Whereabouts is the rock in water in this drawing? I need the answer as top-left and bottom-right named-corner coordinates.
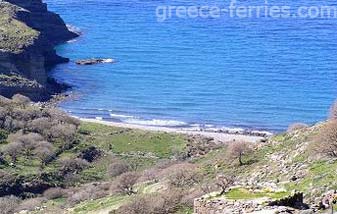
top-left (76, 58), bottom-right (116, 65)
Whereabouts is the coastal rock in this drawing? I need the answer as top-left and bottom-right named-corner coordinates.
top-left (0, 0), bottom-right (79, 101)
top-left (76, 58), bottom-right (116, 65)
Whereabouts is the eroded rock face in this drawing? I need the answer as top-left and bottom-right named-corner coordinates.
top-left (0, 0), bottom-right (78, 101)
top-left (5, 0), bottom-right (78, 44)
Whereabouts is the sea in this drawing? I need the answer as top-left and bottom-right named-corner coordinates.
top-left (46, 0), bottom-right (337, 132)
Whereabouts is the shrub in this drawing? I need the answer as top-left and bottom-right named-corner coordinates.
top-left (43, 187), bottom-right (66, 200)
top-left (140, 168), bottom-right (159, 183)
top-left (168, 163), bottom-right (200, 188)
top-left (34, 141), bottom-right (55, 166)
top-left (316, 120), bottom-right (337, 158)
top-left (8, 132), bottom-right (44, 156)
top-left (45, 108), bottom-right (80, 127)
top-left (28, 117), bottom-right (52, 136)
top-left (11, 94), bottom-right (31, 107)
top-left (116, 172), bottom-right (140, 195)
top-left (0, 129), bottom-right (8, 142)
top-left (67, 183), bottom-right (109, 205)
top-left (108, 160), bottom-right (130, 177)
top-left (78, 146), bottom-right (102, 162)
top-left (50, 123), bottom-right (77, 143)
top-left (60, 158), bottom-right (89, 176)
top-left (116, 191), bottom-right (183, 214)
top-left (2, 141), bottom-right (23, 163)
top-left (17, 197), bottom-right (45, 212)
top-left (116, 194), bottom-right (151, 214)
top-left (227, 141), bottom-right (253, 166)
top-left (287, 123), bottom-right (308, 132)
top-left (0, 195), bottom-right (20, 214)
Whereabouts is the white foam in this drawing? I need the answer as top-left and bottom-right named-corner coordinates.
top-left (66, 24), bottom-right (81, 35)
top-left (67, 39), bottom-right (77, 43)
top-left (95, 117), bottom-right (103, 120)
top-left (110, 113), bottom-right (134, 119)
top-left (125, 118), bottom-right (187, 127)
top-left (102, 58), bottom-right (115, 63)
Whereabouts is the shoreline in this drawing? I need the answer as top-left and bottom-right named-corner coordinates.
top-left (79, 118), bottom-right (269, 143)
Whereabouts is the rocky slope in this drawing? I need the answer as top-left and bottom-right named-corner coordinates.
top-left (0, 0), bottom-right (78, 101)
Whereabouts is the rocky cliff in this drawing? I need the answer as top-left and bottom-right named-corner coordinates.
top-left (0, 0), bottom-right (78, 101)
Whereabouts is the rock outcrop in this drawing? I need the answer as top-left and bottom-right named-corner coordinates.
top-left (0, 0), bottom-right (78, 101)
top-left (76, 58), bottom-right (116, 65)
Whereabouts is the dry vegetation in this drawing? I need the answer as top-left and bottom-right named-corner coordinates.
top-left (227, 141), bottom-right (253, 166)
top-left (316, 119), bottom-right (337, 158)
top-left (0, 95), bottom-right (337, 214)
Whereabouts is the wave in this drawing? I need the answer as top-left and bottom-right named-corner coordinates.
top-left (64, 107), bottom-right (273, 136)
top-left (124, 118), bottom-right (188, 127)
top-left (110, 113), bottom-right (134, 119)
top-left (102, 58), bottom-right (115, 63)
top-left (66, 24), bottom-right (81, 35)
top-left (67, 39), bottom-right (78, 43)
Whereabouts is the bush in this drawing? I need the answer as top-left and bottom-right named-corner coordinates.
top-left (78, 146), bottom-right (102, 162)
top-left (168, 163), bottom-right (200, 188)
top-left (67, 183), bottom-right (109, 205)
top-left (17, 197), bottom-right (45, 212)
top-left (316, 120), bottom-right (337, 158)
top-left (0, 129), bottom-right (8, 142)
top-left (28, 117), bottom-right (52, 136)
top-left (34, 141), bottom-right (55, 166)
top-left (11, 94), bottom-right (31, 106)
top-left (50, 123), bottom-right (77, 143)
top-left (0, 195), bottom-right (20, 214)
top-left (43, 187), bottom-right (66, 200)
top-left (60, 158), bottom-right (89, 176)
top-left (287, 123), bottom-right (308, 132)
top-left (108, 160), bottom-right (130, 177)
top-left (115, 172), bottom-right (140, 195)
top-left (8, 132), bottom-right (44, 155)
top-left (2, 141), bottom-right (23, 163)
top-left (45, 108), bottom-right (80, 127)
top-left (116, 191), bottom-right (184, 214)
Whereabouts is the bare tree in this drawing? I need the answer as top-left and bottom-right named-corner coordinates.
top-left (116, 172), bottom-right (140, 195)
top-left (227, 141), bottom-right (253, 166)
top-left (50, 123), bottom-right (77, 143)
top-left (59, 158), bottom-right (89, 176)
top-left (168, 164), bottom-right (200, 188)
top-left (2, 141), bottom-right (23, 164)
top-left (216, 174), bottom-right (235, 195)
top-left (316, 120), bottom-right (337, 158)
top-left (8, 132), bottom-right (44, 156)
top-left (34, 141), bottom-right (55, 167)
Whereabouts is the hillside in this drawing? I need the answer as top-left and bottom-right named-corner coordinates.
top-left (0, 95), bottom-right (336, 214)
top-left (0, 0), bottom-right (78, 101)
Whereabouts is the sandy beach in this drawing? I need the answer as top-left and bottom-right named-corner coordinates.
top-left (80, 118), bottom-right (270, 143)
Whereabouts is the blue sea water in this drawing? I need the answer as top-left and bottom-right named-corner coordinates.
top-left (46, 0), bottom-right (337, 132)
